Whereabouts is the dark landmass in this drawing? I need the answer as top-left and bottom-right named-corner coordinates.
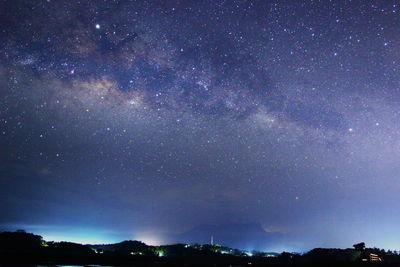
top-left (171, 223), bottom-right (283, 250)
top-left (0, 230), bottom-right (399, 266)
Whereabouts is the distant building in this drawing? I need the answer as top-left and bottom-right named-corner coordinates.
top-left (353, 242), bottom-right (382, 262)
top-left (362, 253), bottom-right (382, 262)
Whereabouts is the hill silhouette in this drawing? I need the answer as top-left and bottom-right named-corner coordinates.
top-left (173, 223), bottom-right (283, 250)
top-left (1, 230), bottom-right (400, 266)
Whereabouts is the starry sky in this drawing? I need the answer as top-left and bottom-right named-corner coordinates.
top-left (1, 0), bottom-right (400, 252)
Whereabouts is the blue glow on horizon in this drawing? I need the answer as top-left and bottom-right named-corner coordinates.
top-left (1, 224), bottom-right (123, 244)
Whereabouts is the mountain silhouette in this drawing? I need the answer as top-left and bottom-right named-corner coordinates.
top-left (169, 223), bottom-right (283, 251)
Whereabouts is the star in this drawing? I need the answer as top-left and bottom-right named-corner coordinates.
top-left (1, 0), bottom-right (400, 252)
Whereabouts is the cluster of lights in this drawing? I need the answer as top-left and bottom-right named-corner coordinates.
top-left (130, 251), bottom-right (143, 255)
top-left (155, 249), bottom-right (165, 257)
top-left (88, 242), bottom-right (278, 258)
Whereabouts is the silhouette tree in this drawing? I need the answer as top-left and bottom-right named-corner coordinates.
top-left (0, 230), bottom-right (43, 250)
top-left (353, 242), bottom-right (365, 251)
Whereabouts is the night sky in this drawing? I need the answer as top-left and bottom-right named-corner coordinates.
top-left (1, 0), bottom-right (400, 252)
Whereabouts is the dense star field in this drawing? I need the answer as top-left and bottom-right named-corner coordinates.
top-left (1, 0), bottom-right (400, 252)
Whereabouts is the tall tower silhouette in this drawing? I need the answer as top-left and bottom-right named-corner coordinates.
top-left (211, 235), bottom-right (214, 246)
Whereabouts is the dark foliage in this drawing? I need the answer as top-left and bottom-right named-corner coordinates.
top-left (305, 248), bottom-right (361, 262)
top-left (0, 230), bottom-right (43, 250)
top-left (1, 231), bottom-right (400, 266)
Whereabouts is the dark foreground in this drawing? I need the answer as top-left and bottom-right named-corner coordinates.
top-left (0, 256), bottom-right (398, 267)
top-left (2, 247), bottom-right (399, 267)
top-left (1, 231), bottom-right (400, 266)
top-left (0, 254), bottom-right (398, 267)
